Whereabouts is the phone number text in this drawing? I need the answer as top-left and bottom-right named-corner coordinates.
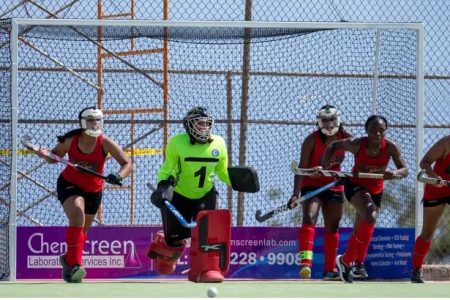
top-left (230, 252), bottom-right (299, 265)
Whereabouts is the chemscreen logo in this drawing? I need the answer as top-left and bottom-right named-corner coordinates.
top-left (26, 232), bottom-right (141, 269)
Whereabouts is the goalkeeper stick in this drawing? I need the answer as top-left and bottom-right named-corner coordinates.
top-left (255, 179), bottom-right (341, 223)
top-left (417, 170), bottom-right (450, 187)
top-left (290, 160), bottom-right (402, 179)
top-left (21, 135), bottom-right (122, 186)
top-left (146, 183), bottom-right (197, 229)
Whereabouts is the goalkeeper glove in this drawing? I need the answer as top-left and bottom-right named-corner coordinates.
top-left (151, 177), bottom-right (174, 209)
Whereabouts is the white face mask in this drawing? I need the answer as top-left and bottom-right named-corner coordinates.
top-left (85, 126), bottom-right (103, 138)
top-left (317, 107), bottom-right (341, 136)
top-left (80, 108), bottom-right (104, 137)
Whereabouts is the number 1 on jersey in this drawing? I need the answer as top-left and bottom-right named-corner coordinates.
top-left (194, 166), bottom-right (206, 188)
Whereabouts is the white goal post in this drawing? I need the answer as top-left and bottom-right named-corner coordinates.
top-left (6, 18), bottom-right (424, 281)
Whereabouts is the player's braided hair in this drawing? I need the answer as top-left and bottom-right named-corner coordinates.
top-left (364, 115), bottom-right (388, 131)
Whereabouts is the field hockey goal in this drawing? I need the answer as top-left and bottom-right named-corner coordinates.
top-left (0, 19), bottom-right (423, 280)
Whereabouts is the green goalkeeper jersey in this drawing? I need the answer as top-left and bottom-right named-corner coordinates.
top-left (157, 132), bottom-right (231, 199)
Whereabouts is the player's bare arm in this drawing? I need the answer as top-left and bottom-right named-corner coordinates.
top-left (38, 138), bottom-right (69, 164)
top-left (321, 137), bottom-right (360, 169)
top-left (386, 140), bottom-right (408, 179)
top-left (103, 136), bottom-right (132, 178)
top-left (420, 135), bottom-right (450, 179)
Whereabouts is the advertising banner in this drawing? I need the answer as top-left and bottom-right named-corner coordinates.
top-left (16, 226), bottom-right (413, 280)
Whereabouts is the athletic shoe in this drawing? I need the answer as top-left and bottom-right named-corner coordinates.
top-left (70, 265), bottom-right (86, 283)
top-left (411, 268), bottom-right (424, 283)
top-left (351, 262), bottom-right (369, 279)
top-left (323, 270), bottom-right (340, 281)
top-left (299, 264), bottom-right (311, 279)
top-left (59, 254), bottom-right (72, 283)
top-left (336, 255), bottom-right (353, 283)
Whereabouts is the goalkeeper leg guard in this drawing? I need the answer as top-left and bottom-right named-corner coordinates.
top-left (147, 230), bottom-right (186, 275)
top-left (188, 210), bottom-right (231, 283)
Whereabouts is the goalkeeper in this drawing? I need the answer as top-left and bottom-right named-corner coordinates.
top-left (148, 106), bottom-right (232, 283)
top-left (288, 105), bottom-right (352, 281)
top-left (33, 107), bottom-right (132, 283)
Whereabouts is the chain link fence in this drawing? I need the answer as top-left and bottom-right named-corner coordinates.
top-left (1, 0), bottom-right (449, 270)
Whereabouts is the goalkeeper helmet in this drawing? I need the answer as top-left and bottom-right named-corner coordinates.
top-left (316, 105), bottom-right (341, 136)
top-left (79, 107), bottom-right (104, 138)
top-left (183, 106), bottom-right (214, 143)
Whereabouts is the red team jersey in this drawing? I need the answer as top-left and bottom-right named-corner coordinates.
top-left (350, 137), bottom-right (389, 195)
top-left (302, 131), bottom-right (345, 192)
top-left (61, 134), bottom-right (106, 193)
top-left (423, 152), bottom-right (450, 200)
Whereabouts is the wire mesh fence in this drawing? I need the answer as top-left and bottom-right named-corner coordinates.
top-left (1, 0), bottom-right (449, 272)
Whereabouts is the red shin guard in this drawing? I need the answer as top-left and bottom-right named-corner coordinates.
top-left (412, 235), bottom-right (432, 269)
top-left (354, 221), bottom-right (375, 264)
top-left (343, 233), bottom-right (357, 266)
top-left (66, 226), bottom-right (85, 267)
top-left (188, 210), bottom-right (231, 283)
top-left (147, 231), bottom-right (186, 274)
top-left (324, 231), bottom-right (339, 272)
top-left (299, 225), bottom-right (315, 267)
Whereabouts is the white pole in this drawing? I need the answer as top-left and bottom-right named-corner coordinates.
top-left (415, 25), bottom-right (425, 239)
top-left (371, 29), bottom-right (381, 114)
top-left (8, 19), bottom-right (19, 281)
top-left (12, 18), bottom-right (424, 30)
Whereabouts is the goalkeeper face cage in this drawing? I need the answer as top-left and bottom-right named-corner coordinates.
top-left (183, 106), bottom-right (214, 143)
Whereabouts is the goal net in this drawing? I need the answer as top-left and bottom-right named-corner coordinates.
top-left (0, 19), bottom-right (423, 279)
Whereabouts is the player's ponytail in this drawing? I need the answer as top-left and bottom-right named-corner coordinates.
top-left (57, 129), bottom-right (83, 143)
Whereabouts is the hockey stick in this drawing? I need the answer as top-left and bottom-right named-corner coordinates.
top-left (417, 170), bottom-right (450, 187)
top-left (290, 160), bottom-right (402, 179)
top-left (146, 183), bottom-right (197, 229)
top-left (21, 135), bottom-right (122, 186)
top-left (255, 179), bottom-right (341, 223)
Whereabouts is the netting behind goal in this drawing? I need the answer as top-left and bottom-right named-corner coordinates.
top-left (1, 20), bottom-right (422, 279)
top-left (0, 19), bottom-right (12, 280)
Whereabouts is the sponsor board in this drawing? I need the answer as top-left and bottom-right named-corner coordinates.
top-left (16, 226), bottom-right (413, 279)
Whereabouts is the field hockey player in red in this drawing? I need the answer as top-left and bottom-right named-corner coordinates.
top-left (30, 107), bottom-right (132, 283)
top-left (322, 115), bottom-right (408, 283)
